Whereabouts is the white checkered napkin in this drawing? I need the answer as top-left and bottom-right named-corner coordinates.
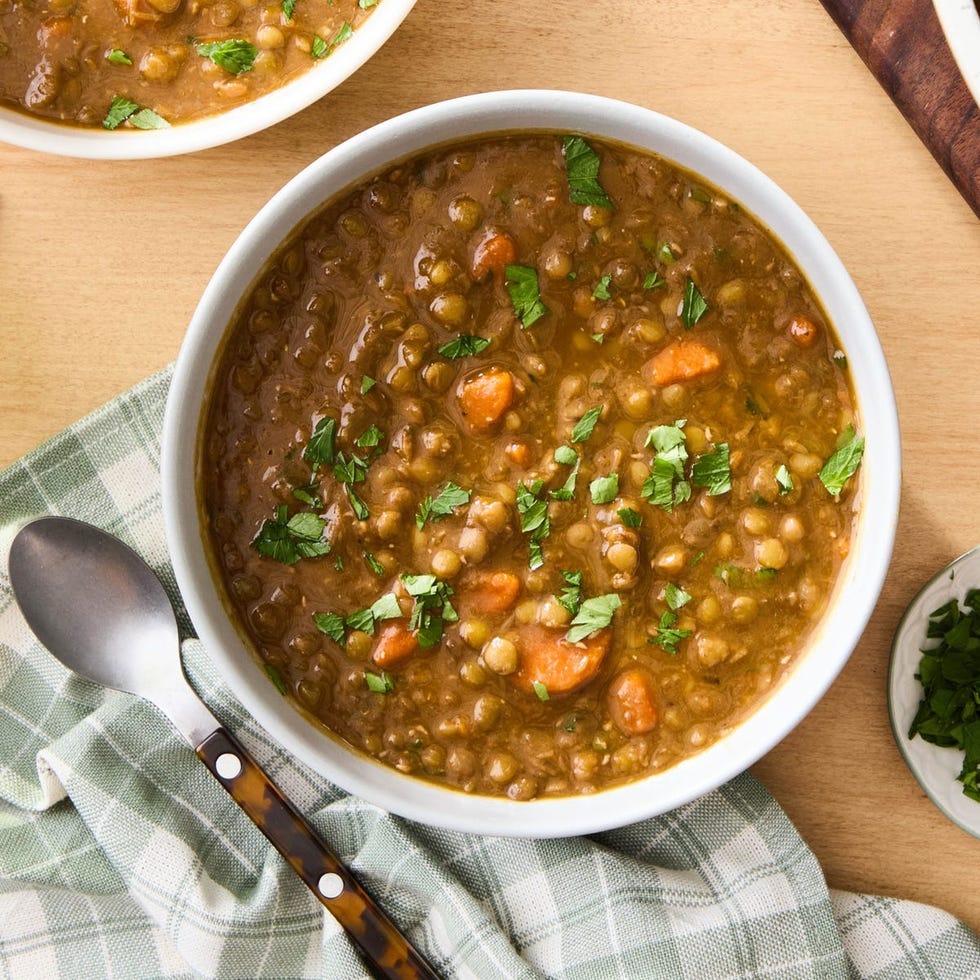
top-left (0, 365), bottom-right (978, 980)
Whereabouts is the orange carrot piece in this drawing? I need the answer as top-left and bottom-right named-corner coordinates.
top-left (472, 232), bottom-right (517, 281)
top-left (458, 367), bottom-right (514, 433)
top-left (511, 625), bottom-right (610, 695)
top-left (607, 668), bottom-right (659, 735)
top-left (464, 570), bottom-right (522, 616)
top-left (646, 339), bottom-right (721, 386)
top-left (504, 440), bottom-right (531, 467)
top-left (372, 620), bottom-right (418, 668)
top-left (788, 314), bottom-right (820, 347)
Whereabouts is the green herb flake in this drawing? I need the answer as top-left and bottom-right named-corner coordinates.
top-left (264, 664), bottom-right (287, 695)
top-left (360, 375), bottom-right (377, 394)
top-left (106, 49), bottom-right (132, 65)
top-left (331, 20), bottom-right (353, 46)
top-left (819, 425), bottom-right (864, 496)
top-left (103, 96), bottom-right (140, 130)
top-left (691, 443), bottom-right (731, 496)
top-left (354, 423), bottom-right (384, 449)
top-left (304, 416), bottom-right (337, 469)
top-left (365, 671), bottom-right (394, 694)
top-left (690, 550), bottom-right (705, 567)
top-left (358, 0), bottom-right (378, 6)
top-left (313, 611), bottom-right (347, 645)
top-left (776, 464), bottom-right (794, 495)
top-left (642, 420), bottom-right (690, 512)
top-left (617, 507), bottom-right (642, 528)
top-left (657, 242), bottom-right (676, 264)
top-left (592, 275), bottom-right (613, 301)
top-left (571, 405), bottom-right (603, 444)
top-left (562, 135), bottom-right (613, 209)
top-left (756, 567), bottom-right (778, 583)
top-left (311, 34), bottom-right (329, 58)
top-left (532, 680), bottom-right (550, 701)
top-left (690, 185), bottom-right (712, 204)
top-left (665, 583), bottom-right (692, 610)
top-left (196, 39), bottom-right (257, 74)
top-left (591, 332), bottom-right (605, 345)
top-left (437, 335), bottom-right (491, 359)
top-left (589, 472), bottom-right (619, 505)
top-left (517, 480), bottom-right (550, 570)
top-left (550, 455), bottom-right (580, 501)
top-left (642, 271), bottom-right (665, 290)
top-left (648, 610), bottom-right (693, 655)
top-left (252, 506), bottom-right (330, 564)
top-left (554, 445), bottom-right (578, 466)
top-left (416, 482), bottom-right (471, 529)
top-left (281, 0), bottom-right (295, 17)
top-left (129, 109), bottom-right (170, 131)
top-left (505, 264), bottom-right (549, 328)
top-left (346, 486), bottom-right (369, 521)
top-left (364, 552), bottom-right (385, 577)
top-left (557, 570), bottom-right (583, 616)
top-left (567, 593), bottom-right (621, 643)
top-left (401, 573), bottom-right (456, 648)
top-left (681, 276), bottom-right (709, 328)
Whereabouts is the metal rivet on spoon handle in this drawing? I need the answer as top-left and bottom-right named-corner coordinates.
top-left (8, 517), bottom-right (439, 980)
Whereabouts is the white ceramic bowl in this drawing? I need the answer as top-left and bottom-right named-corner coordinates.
top-left (0, 0), bottom-right (415, 159)
top-left (933, 0), bottom-right (980, 106)
top-left (162, 90), bottom-right (902, 837)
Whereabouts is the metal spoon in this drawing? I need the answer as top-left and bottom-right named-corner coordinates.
top-left (9, 516), bottom-right (438, 980)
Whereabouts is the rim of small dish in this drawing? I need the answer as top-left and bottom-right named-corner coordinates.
top-left (932, 0), bottom-right (980, 106)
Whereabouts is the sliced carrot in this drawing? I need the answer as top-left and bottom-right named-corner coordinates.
top-left (458, 367), bottom-right (514, 433)
top-left (607, 668), bottom-right (659, 735)
top-left (472, 232), bottom-right (517, 282)
top-left (462, 570), bottom-right (522, 616)
top-left (372, 620), bottom-right (418, 668)
top-left (511, 625), bottom-right (610, 695)
top-left (645, 339), bottom-right (721, 386)
top-left (788, 314), bottom-right (820, 348)
top-left (504, 440), bottom-right (531, 467)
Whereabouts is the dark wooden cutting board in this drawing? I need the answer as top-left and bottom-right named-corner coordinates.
top-left (820, 0), bottom-right (979, 217)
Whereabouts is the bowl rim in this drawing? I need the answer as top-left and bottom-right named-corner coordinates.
top-left (0, 0), bottom-right (416, 160)
top-left (162, 89), bottom-right (902, 837)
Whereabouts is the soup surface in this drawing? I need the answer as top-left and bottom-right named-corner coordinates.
top-left (201, 133), bottom-right (863, 800)
top-left (0, 0), bottom-right (376, 127)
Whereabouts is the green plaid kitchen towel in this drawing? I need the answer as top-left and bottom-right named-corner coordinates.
top-left (0, 367), bottom-right (978, 980)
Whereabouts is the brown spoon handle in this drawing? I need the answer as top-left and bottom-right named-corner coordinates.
top-left (197, 728), bottom-right (440, 980)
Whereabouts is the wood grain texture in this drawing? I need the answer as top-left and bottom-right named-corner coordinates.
top-left (1, 0), bottom-right (979, 936)
top-left (820, 0), bottom-right (980, 215)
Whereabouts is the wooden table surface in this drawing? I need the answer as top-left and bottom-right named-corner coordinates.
top-left (2, 0), bottom-right (979, 935)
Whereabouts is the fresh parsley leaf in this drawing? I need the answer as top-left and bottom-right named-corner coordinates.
top-left (648, 610), bottom-right (692, 655)
top-left (370, 592), bottom-right (403, 622)
top-left (691, 550), bottom-right (705, 567)
top-left (129, 108), bottom-right (170, 130)
top-left (592, 275), bottom-right (613, 301)
top-left (775, 464), bottom-right (794, 495)
top-left (103, 96), bottom-right (139, 130)
top-left (681, 276), bottom-right (709, 328)
top-left (416, 482), bottom-right (471, 529)
top-left (333, 451), bottom-right (369, 485)
top-left (331, 20), bottom-right (353, 45)
top-left (591, 333), bottom-right (604, 344)
top-left (691, 443), bottom-right (731, 496)
top-left (292, 484), bottom-right (320, 507)
top-left (589, 473), bottom-right (619, 505)
top-left (690, 184), bottom-right (712, 204)
top-left (304, 416), bottom-right (337, 469)
top-left (311, 35), bottom-right (329, 58)
top-left (313, 611), bottom-right (347, 645)
top-left (345, 607), bottom-right (376, 634)
top-left (401, 573), bottom-right (456, 648)
top-left (365, 671), bottom-right (394, 694)
top-left (571, 405), bottom-right (602, 443)
top-left (347, 486), bottom-right (369, 520)
top-left (819, 426), bottom-right (864, 496)
top-left (664, 583), bottom-right (692, 610)
top-left (281, 0), bottom-right (295, 17)
top-left (643, 271), bottom-right (665, 290)
top-left (566, 593), bottom-right (621, 643)
top-left (264, 664), bottom-right (287, 695)
top-left (334, 554), bottom-right (344, 571)
top-left (532, 681), bottom-right (550, 701)
top-left (617, 506), bottom-right (642, 527)
top-left (358, 0), bottom-right (378, 6)
top-left (643, 420), bottom-right (690, 512)
top-left (437, 334), bottom-right (491, 358)
top-left (354, 423), bottom-right (384, 449)
top-left (360, 375), bottom-right (377, 394)
top-left (657, 243), bottom-right (676, 264)
top-left (505, 264), bottom-right (548, 328)
top-left (756, 567), bottom-right (778, 583)
top-left (106, 49), bottom-right (132, 65)
top-left (554, 445), bottom-right (577, 466)
top-left (517, 480), bottom-right (549, 569)
top-left (196, 39), bottom-right (257, 74)
top-left (252, 506), bottom-right (330, 564)
top-left (562, 135), bottom-right (613, 209)
top-left (556, 570), bottom-right (583, 616)
top-left (364, 552), bottom-right (385, 576)
top-left (550, 455), bottom-right (580, 501)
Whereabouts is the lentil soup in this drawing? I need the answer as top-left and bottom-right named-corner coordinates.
top-left (200, 133), bottom-right (864, 800)
top-left (0, 0), bottom-right (377, 128)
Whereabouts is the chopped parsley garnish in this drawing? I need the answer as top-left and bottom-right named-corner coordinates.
top-left (664, 582), bottom-right (692, 610)
top-left (756, 567), bottom-right (778, 583)
top-left (617, 506), bottom-right (643, 528)
top-left (437, 334), bottom-right (491, 358)
top-left (642, 271), bottom-right (665, 290)
top-left (657, 242), bottom-right (676, 264)
top-left (556, 570), bottom-right (583, 616)
top-left (354, 423), bottom-right (384, 450)
top-left (550, 454), bottom-right (580, 501)
top-left (642, 420), bottom-right (690, 512)
top-left (360, 375), bottom-right (377, 394)
top-left (591, 333), bottom-right (604, 344)
top-left (532, 681), bottom-right (550, 702)
top-left (333, 451), bottom-right (370, 519)
top-left (690, 185), bottom-right (712, 204)
top-left (196, 39), bottom-right (257, 74)
top-left (281, 0), bottom-right (295, 17)
top-left (313, 611), bottom-right (346, 645)
top-left (554, 445), bottom-right (578, 465)
top-left (314, 591), bottom-right (402, 646)
top-left (908, 592), bottom-right (980, 802)
top-left (416, 482), bottom-right (471, 529)
top-left (505, 264), bottom-right (548, 328)
top-left (264, 664), bottom-right (287, 695)
top-left (819, 425), bottom-right (864, 496)
top-left (681, 276), bottom-right (709, 328)
top-left (252, 506), bottom-right (330, 564)
top-left (562, 135), bottom-right (613, 209)
top-left (364, 552), bottom-right (385, 576)
top-left (776, 464), bottom-right (794, 495)
top-left (589, 472), bottom-right (619, 505)
top-left (313, 21), bottom-right (353, 58)
top-left (691, 550), bottom-right (705, 567)
top-left (691, 443), bottom-right (731, 496)
top-left (304, 416), bottom-right (337, 469)
top-left (571, 405), bottom-right (602, 443)
top-left (592, 275), bottom-right (613, 301)
top-left (129, 108), bottom-right (170, 130)
top-left (106, 49), bottom-right (132, 66)
top-left (365, 671), bottom-right (395, 694)
top-left (358, 0), bottom-right (378, 6)
top-left (292, 483), bottom-right (320, 507)
top-left (648, 610), bottom-right (692, 655)
top-left (517, 480), bottom-right (550, 569)
top-left (566, 593), bottom-right (621, 643)
top-left (402, 574), bottom-right (457, 648)
top-left (103, 97), bottom-right (140, 130)
top-left (311, 35), bottom-right (329, 58)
